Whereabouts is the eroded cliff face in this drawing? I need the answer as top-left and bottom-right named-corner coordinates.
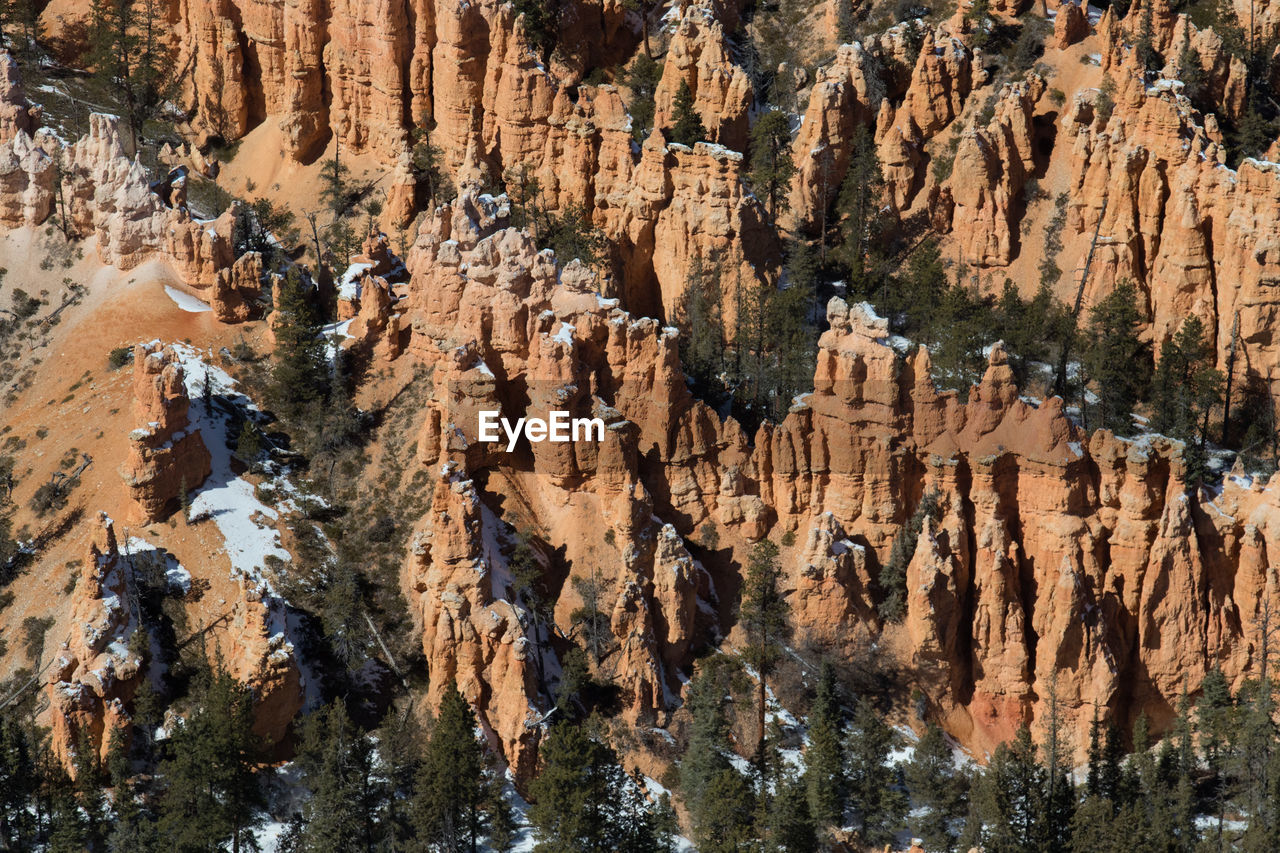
top-left (13, 0), bottom-right (1280, 775)
top-left (384, 190), bottom-right (1280, 764)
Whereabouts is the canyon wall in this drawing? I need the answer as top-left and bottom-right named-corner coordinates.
top-left (392, 190), bottom-right (1280, 767)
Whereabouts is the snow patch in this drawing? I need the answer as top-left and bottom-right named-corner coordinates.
top-left (164, 285), bottom-right (213, 313)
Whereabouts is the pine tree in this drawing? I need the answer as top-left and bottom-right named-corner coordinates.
top-left (1151, 315), bottom-right (1223, 485)
top-left (1039, 678), bottom-right (1075, 853)
top-left (47, 764), bottom-right (86, 853)
top-left (1136, 3), bottom-right (1161, 73)
top-left (846, 699), bottom-right (906, 846)
top-left (411, 127), bottom-right (448, 205)
top-left (157, 662), bottom-right (265, 853)
top-left (1082, 280), bottom-right (1151, 433)
top-left (676, 253), bottom-right (727, 405)
top-left (1070, 793), bottom-right (1123, 852)
top-left (836, 125), bottom-right (886, 293)
top-left (669, 80), bottom-right (707, 146)
top-left (87, 0), bottom-right (175, 151)
top-left (904, 722), bottom-right (968, 852)
top-left (879, 490), bottom-right (940, 622)
top-left (513, 0), bottom-right (562, 63)
top-left (570, 571), bottom-right (611, 664)
top-left (0, 710), bottom-right (36, 850)
top-left (269, 268), bottom-right (327, 421)
top-left (804, 661), bottom-right (847, 829)
top-left (969, 725), bottom-right (1046, 853)
top-left (375, 708), bottom-right (423, 849)
top-left (623, 53), bottom-right (662, 142)
top-left (414, 682), bottom-right (488, 851)
top-left (527, 721), bottom-right (659, 852)
top-left (763, 272), bottom-right (817, 423)
top-left (297, 702), bottom-right (385, 853)
top-left (680, 662), bottom-right (736, 823)
top-left (696, 768), bottom-right (757, 853)
top-left (966, 0), bottom-right (992, 49)
top-left (1177, 27), bottom-right (1206, 107)
top-left (769, 776), bottom-right (819, 852)
top-left (738, 540), bottom-right (792, 771)
top-left (748, 110), bottom-right (796, 222)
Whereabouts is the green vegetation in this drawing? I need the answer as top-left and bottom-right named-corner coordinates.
top-left (668, 81), bottom-right (707, 147)
top-left (623, 53), bottom-right (662, 143)
top-left (87, 0), bottom-right (176, 150)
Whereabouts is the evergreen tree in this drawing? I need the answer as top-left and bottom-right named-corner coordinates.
top-left (836, 125), bottom-right (885, 293)
top-left (269, 268), bottom-right (327, 421)
top-left (513, 0), bottom-right (562, 63)
top-left (1177, 27), bottom-right (1206, 107)
top-left (87, 0), bottom-right (175, 150)
top-left (676, 253), bottom-right (727, 405)
top-left (623, 53), bottom-right (662, 142)
top-left (47, 764), bottom-right (86, 853)
top-left (669, 81), bottom-right (707, 146)
top-left (762, 271), bottom-right (817, 423)
top-left (411, 127), bottom-right (448, 205)
top-left (72, 726), bottom-right (108, 851)
top-left (769, 776), bottom-right (819, 852)
top-left (1198, 666), bottom-right (1235, 840)
top-left (1070, 794), bottom-right (1123, 852)
top-left (904, 722), bottom-right (968, 852)
top-left (878, 490), bottom-right (940, 622)
top-left (966, 0), bottom-right (993, 49)
top-left (528, 720), bottom-right (663, 852)
top-left (697, 768), bottom-right (757, 853)
top-left (375, 708), bottom-right (423, 849)
top-left (320, 145), bottom-right (352, 218)
top-left (1151, 315), bottom-right (1223, 485)
top-left (297, 702), bottom-right (385, 853)
top-left (804, 661), bottom-right (847, 829)
top-left (846, 699), bottom-right (906, 846)
top-left (570, 571), bottom-right (611, 664)
top-left (1082, 280), bottom-right (1151, 433)
top-left (414, 682), bottom-right (488, 852)
top-left (1136, 3), bottom-right (1161, 72)
top-left (0, 710), bottom-right (36, 850)
top-left (157, 662), bottom-right (265, 853)
top-left (681, 662), bottom-right (737, 825)
top-left (1040, 679), bottom-right (1075, 853)
top-left (748, 110), bottom-right (796, 221)
top-left (968, 725), bottom-right (1045, 853)
top-left (738, 540), bottom-right (792, 770)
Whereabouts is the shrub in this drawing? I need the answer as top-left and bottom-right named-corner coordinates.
top-left (109, 346), bottom-right (134, 369)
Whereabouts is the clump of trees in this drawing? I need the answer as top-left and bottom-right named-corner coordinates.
top-left (87, 0), bottom-right (177, 151)
top-left (505, 165), bottom-right (607, 267)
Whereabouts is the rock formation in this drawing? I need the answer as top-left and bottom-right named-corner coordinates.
top-left (389, 191), bottom-right (1280, 765)
top-left (46, 513), bottom-right (144, 770)
top-left (119, 343), bottom-right (212, 523)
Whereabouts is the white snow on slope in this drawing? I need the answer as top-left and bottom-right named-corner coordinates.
top-left (170, 344), bottom-right (291, 588)
top-left (164, 285), bottom-right (213, 313)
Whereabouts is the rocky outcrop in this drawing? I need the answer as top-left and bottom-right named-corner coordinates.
top-left (0, 50), bottom-right (38, 144)
top-left (119, 343), bottom-right (212, 523)
top-left (947, 75), bottom-right (1043, 267)
top-left (1061, 43), bottom-right (1280, 373)
top-left (652, 7), bottom-right (752, 151)
top-left (391, 191), bottom-right (1280, 765)
top-left (46, 513), bottom-right (144, 771)
top-left (211, 250), bottom-right (265, 323)
top-left (1053, 0), bottom-right (1090, 48)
